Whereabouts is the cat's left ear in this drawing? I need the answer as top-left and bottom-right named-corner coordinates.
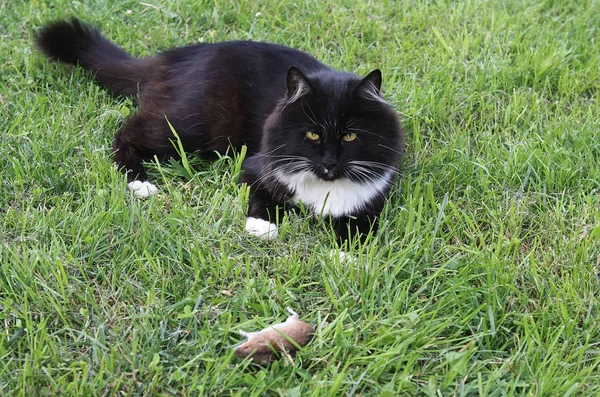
top-left (353, 69), bottom-right (383, 99)
top-left (287, 66), bottom-right (314, 102)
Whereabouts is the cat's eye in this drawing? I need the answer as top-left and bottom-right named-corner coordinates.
top-left (306, 131), bottom-right (320, 141)
top-left (342, 132), bottom-right (357, 142)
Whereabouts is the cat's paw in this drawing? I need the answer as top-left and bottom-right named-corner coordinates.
top-left (127, 181), bottom-right (158, 198)
top-left (245, 217), bottom-right (279, 240)
top-left (329, 249), bottom-right (358, 264)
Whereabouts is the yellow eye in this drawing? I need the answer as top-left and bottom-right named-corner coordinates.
top-left (306, 131), bottom-right (320, 141)
top-left (342, 132), bottom-right (357, 142)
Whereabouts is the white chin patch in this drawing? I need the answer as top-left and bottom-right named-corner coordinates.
top-left (275, 170), bottom-right (393, 217)
top-left (127, 181), bottom-right (158, 199)
top-left (245, 217), bottom-right (279, 240)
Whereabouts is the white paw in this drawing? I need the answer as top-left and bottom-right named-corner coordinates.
top-left (245, 217), bottom-right (279, 240)
top-left (329, 249), bottom-right (357, 264)
top-left (127, 181), bottom-right (158, 199)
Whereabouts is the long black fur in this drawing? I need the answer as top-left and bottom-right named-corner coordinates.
top-left (36, 18), bottom-right (404, 242)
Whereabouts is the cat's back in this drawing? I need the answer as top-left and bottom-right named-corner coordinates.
top-left (141, 40), bottom-right (330, 155)
top-left (161, 40), bottom-right (328, 76)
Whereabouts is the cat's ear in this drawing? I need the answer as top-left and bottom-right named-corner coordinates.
top-left (353, 69), bottom-right (383, 100)
top-left (287, 66), bottom-right (314, 101)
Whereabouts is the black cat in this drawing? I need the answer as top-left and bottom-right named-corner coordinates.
top-left (36, 18), bottom-right (404, 243)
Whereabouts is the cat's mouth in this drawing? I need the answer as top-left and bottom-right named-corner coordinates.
top-left (321, 171), bottom-right (336, 181)
top-left (314, 166), bottom-right (340, 181)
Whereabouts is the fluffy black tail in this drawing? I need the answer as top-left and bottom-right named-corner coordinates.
top-left (36, 18), bottom-right (154, 96)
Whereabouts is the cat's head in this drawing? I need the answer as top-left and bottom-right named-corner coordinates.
top-left (261, 67), bottom-right (404, 185)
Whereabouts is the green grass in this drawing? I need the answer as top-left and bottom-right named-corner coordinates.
top-left (2, 0), bottom-right (600, 395)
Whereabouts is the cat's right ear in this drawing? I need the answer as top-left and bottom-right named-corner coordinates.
top-left (287, 67), bottom-right (313, 102)
top-left (353, 69), bottom-right (383, 100)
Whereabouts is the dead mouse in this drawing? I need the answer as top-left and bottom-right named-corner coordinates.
top-left (234, 307), bottom-right (315, 364)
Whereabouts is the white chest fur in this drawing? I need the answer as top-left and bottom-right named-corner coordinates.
top-left (275, 170), bottom-right (393, 217)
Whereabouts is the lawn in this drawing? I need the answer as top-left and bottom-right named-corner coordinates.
top-left (1, 0), bottom-right (600, 395)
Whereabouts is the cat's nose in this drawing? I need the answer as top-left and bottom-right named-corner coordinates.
top-left (321, 151), bottom-right (338, 172)
top-left (321, 160), bottom-right (337, 171)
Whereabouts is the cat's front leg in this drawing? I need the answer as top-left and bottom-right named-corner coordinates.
top-left (241, 156), bottom-right (283, 239)
top-left (245, 188), bottom-right (283, 240)
top-left (334, 213), bottom-right (380, 245)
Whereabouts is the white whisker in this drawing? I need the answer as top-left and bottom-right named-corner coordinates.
top-left (346, 127), bottom-right (388, 140)
top-left (377, 144), bottom-right (404, 155)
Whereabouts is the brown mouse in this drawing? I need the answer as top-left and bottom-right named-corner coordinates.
top-left (234, 307), bottom-right (316, 364)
